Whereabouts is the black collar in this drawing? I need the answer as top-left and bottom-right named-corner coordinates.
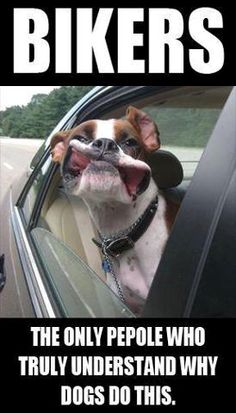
top-left (92, 196), bottom-right (159, 257)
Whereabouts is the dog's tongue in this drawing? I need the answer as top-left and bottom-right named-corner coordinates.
top-left (119, 166), bottom-right (143, 195)
top-left (118, 158), bottom-right (151, 196)
top-left (71, 148), bottom-right (90, 170)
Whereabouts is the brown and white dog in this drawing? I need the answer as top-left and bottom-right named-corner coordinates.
top-left (50, 106), bottom-right (178, 315)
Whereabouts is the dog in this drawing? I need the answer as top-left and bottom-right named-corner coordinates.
top-left (50, 106), bottom-right (178, 315)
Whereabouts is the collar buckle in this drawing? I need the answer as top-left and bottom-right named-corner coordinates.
top-left (103, 236), bottom-right (134, 257)
top-left (92, 195), bottom-right (158, 257)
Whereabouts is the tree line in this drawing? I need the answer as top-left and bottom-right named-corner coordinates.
top-left (0, 85), bottom-right (220, 147)
top-left (0, 86), bottom-right (94, 139)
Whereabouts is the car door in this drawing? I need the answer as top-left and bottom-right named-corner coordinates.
top-left (144, 86), bottom-right (236, 317)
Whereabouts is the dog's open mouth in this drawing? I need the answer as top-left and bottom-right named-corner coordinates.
top-left (63, 147), bottom-right (150, 197)
top-left (118, 162), bottom-right (150, 196)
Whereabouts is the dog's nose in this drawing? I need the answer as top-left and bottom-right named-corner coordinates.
top-left (92, 138), bottom-right (119, 154)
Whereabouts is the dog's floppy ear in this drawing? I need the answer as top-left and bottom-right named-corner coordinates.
top-left (126, 106), bottom-right (160, 152)
top-left (50, 129), bottom-right (72, 163)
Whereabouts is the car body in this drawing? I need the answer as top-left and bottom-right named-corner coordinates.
top-left (0, 85), bottom-right (236, 318)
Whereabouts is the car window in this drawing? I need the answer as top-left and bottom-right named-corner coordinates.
top-left (22, 154), bottom-right (51, 223)
top-left (29, 141), bottom-right (47, 170)
top-left (140, 87), bottom-right (232, 180)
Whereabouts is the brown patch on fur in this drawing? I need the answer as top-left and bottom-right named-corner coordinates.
top-left (70, 120), bottom-right (97, 141)
top-left (126, 106), bottom-right (161, 152)
top-left (113, 119), bottom-right (146, 160)
top-left (113, 120), bottom-right (140, 143)
top-left (50, 129), bottom-right (73, 150)
top-left (50, 121), bottom-right (97, 163)
top-left (164, 197), bottom-right (180, 234)
top-left (50, 130), bottom-right (73, 163)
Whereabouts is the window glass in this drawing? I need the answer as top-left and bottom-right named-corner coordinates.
top-left (31, 228), bottom-right (134, 317)
top-left (22, 155), bottom-right (51, 222)
top-left (141, 86), bottom-right (232, 180)
top-left (30, 142), bottom-right (47, 170)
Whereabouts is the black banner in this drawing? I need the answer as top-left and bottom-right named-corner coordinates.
top-left (1, 319), bottom-right (234, 409)
top-left (0, 0), bottom-right (235, 85)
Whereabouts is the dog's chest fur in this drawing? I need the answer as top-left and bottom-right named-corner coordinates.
top-left (84, 178), bottom-right (169, 315)
top-left (106, 193), bottom-right (168, 314)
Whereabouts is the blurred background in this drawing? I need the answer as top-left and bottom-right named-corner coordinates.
top-left (0, 86), bottom-right (93, 139)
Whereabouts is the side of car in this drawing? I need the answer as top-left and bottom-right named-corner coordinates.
top-left (4, 85), bottom-right (236, 317)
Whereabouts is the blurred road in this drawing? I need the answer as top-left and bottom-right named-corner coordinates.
top-left (0, 138), bottom-right (42, 316)
top-left (0, 138), bottom-right (42, 207)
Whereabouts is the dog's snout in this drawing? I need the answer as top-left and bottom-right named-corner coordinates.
top-left (92, 138), bottom-right (119, 154)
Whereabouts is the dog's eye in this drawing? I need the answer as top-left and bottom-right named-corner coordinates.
top-left (72, 135), bottom-right (91, 144)
top-left (124, 138), bottom-right (139, 147)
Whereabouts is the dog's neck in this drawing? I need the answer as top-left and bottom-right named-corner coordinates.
top-left (82, 178), bottom-right (158, 237)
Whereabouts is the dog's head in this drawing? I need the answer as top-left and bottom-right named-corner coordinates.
top-left (50, 106), bottom-right (160, 204)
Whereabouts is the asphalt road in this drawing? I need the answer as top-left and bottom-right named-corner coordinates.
top-left (0, 138), bottom-right (42, 207)
top-left (0, 138), bottom-right (42, 316)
